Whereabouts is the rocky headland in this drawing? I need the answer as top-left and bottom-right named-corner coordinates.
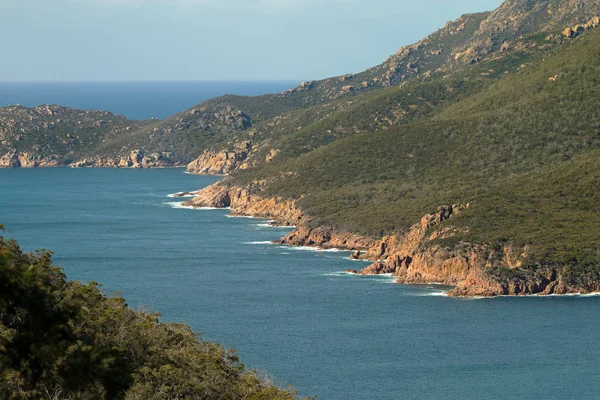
top-left (184, 182), bottom-right (600, 298)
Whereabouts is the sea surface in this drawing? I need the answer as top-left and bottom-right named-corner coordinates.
top-left (1, 168), bottom-right (599, 400)
top-left (0, 81), bottom-right (297, 120)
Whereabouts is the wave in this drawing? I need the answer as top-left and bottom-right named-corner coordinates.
top-left (453, 291), bottom-right (600, 300)
top-left (285, 246), bottom-right (322, 252)
top-left (167, 192), bottom-right (196, 198)
top-left (323, 271), bottom-right (398, 284)
top-left (324, 271), bottom-right (358, 277)
top-left (163, 201), bottom-right (194, 210)
top-left (244, 241), bottom-right (273, 245)
top-left (282, 245), bottom-right (353, 254)
top-left (253, 223), bottom-right (293, 228)
top-left (226, 215), bottom-right (257, 219)
top-left (511, 292), bottom-right (600, 298)
top-left (417, 291), bottom-right (449, 297)
top-left (163, 202), bottom-right (228, 210)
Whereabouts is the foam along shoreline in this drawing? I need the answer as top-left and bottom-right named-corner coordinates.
top-left (164, 201), bottom-right (230, 210)
top-left (172, 183), bottom-right (600, 298)
top-left (243, 241), bottom-right (347, 253)
top-left (502, 292), bottom-right (600, 298)
top-left (167, 191), bottom-right (198, 198)
top-left (253, 223), bottom-right (296, 229)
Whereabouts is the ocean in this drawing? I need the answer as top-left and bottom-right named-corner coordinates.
top-left (1, 168), bottom-right (599, 400)
top-left (0, 81), bottom-right (298, 120)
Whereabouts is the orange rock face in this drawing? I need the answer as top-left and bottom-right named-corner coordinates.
top-left (184, 182), bottom-right (303, 226)
top-left (0, 151), bottom-right (60, 168)
top-left (186, 183), bottom-right (600, 297)
top-left (186, 142), bottom-right (253, 175)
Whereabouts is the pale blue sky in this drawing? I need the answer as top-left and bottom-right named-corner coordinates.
top-left (0, 0), bottom-right (504, 81)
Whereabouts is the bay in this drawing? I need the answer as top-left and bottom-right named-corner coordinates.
top-left (0, 168), bottom-right (598, 400)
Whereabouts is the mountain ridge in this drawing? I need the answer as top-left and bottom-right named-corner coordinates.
top-left (5, 0), bottom-right (599, 169)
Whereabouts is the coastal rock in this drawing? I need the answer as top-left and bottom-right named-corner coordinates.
top-left (186, 142), bottom-right (252, 175)
top-left (350, 250), bottom-right (362, 259)
top-left (71, 151), bottom-right (175, 169)
top-left (278, 226), bottom-right (377, 252)
top-left (184, 182), bottom-right (303, 225)
top-left (0, 151), bottom-right (21, 167)
top-left (0, 151), bottom-right (59, 168)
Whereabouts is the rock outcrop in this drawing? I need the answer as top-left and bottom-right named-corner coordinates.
top-left (183, 182), bottom-right (303, 225)
top-left (277, 226), bottom-right (378, 252)
top-left (186, 141), bottom-right (252, 175)
top-left (0, 151), bottom-right (20, 167)
top-left (71, 151), bottom-right (175, 168)
top-left (0, 151), bottom-right (60, 168)
top-left (562, 16), bottom-right (600, 37)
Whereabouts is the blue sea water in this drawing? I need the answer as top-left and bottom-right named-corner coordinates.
top-left (1, 168), bottom-right (599, 400)
top-left (0, 81), bottom-right (297, 120)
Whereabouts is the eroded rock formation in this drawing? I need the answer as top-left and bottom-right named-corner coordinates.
top-left (186, 141), bottom-right (252, 175)
top-left (0, 151), bottom-right (60, 168)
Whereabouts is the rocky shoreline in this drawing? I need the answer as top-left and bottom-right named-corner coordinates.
top-left (0, 149), bottom-right (182, 169)
top-left (183, 181), bottom-right (600, 298)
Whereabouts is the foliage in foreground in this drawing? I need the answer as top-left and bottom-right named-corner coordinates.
top-left (0, 232), bottom-right (299, 400)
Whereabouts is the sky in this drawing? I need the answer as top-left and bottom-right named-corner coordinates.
top-left (0, 0), bottom-right (504, 82)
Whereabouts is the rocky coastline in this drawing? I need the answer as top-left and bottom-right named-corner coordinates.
top-left (184, 181), bottom-right (600, 298)
top-left (0, 150), bottom-right (183, 169)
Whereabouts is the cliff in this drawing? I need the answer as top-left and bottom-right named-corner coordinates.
top-left (186, 183), bottom-right (600, 297)
top-left (186, 141), bottom-right (252, 175)
top-left (183, 182), bottom-right (303, 226)
top-left (0, 151), bottom-right (60, 168)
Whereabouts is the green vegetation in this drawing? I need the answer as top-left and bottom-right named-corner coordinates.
top-left (228, 26), bottom-right (600, 276)
top-left (0, 232), bottom-right (300, 400)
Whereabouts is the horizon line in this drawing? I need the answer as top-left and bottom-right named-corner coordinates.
top-left (0, 79), bottom-right (303, 84)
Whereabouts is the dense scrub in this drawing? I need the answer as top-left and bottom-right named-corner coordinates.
top-left (229, 26), bottom-right (600, 274)
top-left (0, 232), bottom-right (300, 400)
